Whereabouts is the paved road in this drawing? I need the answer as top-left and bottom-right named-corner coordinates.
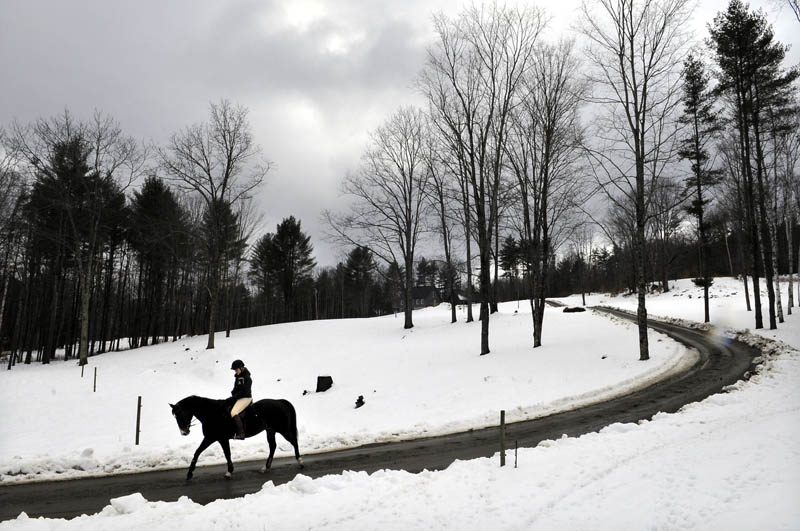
top-left (0, 308), bottom-right (759, 521)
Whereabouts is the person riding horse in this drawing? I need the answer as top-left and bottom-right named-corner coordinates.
top-left (229, 359), bottom-right (252, 439)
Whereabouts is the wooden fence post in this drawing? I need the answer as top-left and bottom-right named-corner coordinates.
top-left (135, 396), bottom-right (142, 445)
top-left (500, 410), bottom-right (506, 467)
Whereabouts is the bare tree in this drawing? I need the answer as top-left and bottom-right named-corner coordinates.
top-left (159, 100), bottom-right (270, 349)
top-left (424, 134), bottom-right (461, 324)
top-left (326, 106), bottom-right (431, 329)
top-left (768, 0), bottom-right (800, 22)
top-left (420, 2), bottom-right (544, 354)
top-left (505, 38), bottom-right (586, 348)
top-left (11, 110), bottom-right (146, 366)
top-left (773, 112), bottom-right (800, 315)
top-left (718, 133), bottom-right (753, 312)
top-left (0, 129), bottom-right (26, 361)
top-left (579, 0), bottom-right (692, 361)
top-left (648, 178), bottom-right (685, 294)
top-left (569, 222), bottom-right (595, 306)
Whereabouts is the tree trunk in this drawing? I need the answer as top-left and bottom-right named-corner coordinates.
top-left (734, 183), bottom-right (752, 312)
top-left (0, 254), bottom-right (14, 361)
top-left (724, 222), bottom-right (734, 276)
top-left (206, 263), bottom-right (219, 349)
top-left (403, 250), bottom-right (414, 330)
top-left (751, 116), bottom-right (777, 329)
top-left (787, 215), bottom-right (794, 314)
top-left (491, 212), bottom-right (499, 314)
top-left (463, 198), bottom-right (474, 323)
top-left (635, 151), bottom-right (650, 361)
top-left (771, 221), bottom-right (783, 323)
top-left (479, 237), bottom-right (491, 355)
top-left (78, 256), bottom-right (93, 366)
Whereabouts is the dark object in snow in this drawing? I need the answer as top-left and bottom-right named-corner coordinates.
top-left (185, 348), bottom-right (190, 351)
top-left (355, 395), bottom-right (365, 409)
top-left (316, 375), bottom-right (333, 393)
top-left (562, 307), bottom-right (586, 313)
top-left (170, 395), bottom-right (304, 480)
top-left (601, 355), bottom-right (607, 360)
top-left (692, 277), bottom-right (714, 288)
top-left (302, 390), bottom-right (309, 396)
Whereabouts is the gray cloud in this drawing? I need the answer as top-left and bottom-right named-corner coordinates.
top-left (2, 0), bottom-right (797, 266)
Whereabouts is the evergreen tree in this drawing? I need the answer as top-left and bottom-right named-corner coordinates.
top-left (709, 0), bottom-right (799, 329)
top-left (678, 54), bottom-right (721, 323)
top-left (499, 236), bottom-right (520, 278)
top-left (251, 216), bottom-right (316, 322)
top-left (345, 246), bottom-right (376, 317)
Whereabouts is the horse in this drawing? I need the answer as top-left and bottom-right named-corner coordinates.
top-left (170, 395), bottom-right (304, 480)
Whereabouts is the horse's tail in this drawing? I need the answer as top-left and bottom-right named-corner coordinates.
top-left (284, 399), bottom-right (298, 440)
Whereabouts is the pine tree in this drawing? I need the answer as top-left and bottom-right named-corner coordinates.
top-left (678, 54), bottom-right (721, 323)
top-left (709, 0), bottom-right (799, 329)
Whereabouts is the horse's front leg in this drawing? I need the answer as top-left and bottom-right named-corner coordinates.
top-left (219, 438), bottom-right (234, 478)
top-left (259, 429), bottom-right (277, 474)
top-left (187, 437), bottom-right (214, 480)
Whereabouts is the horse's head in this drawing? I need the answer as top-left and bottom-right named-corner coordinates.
top-left (170, 402), bottom-right (192, 436)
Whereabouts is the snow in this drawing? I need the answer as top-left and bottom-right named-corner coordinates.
top-left (0, 303), bottom-right (687, 483)
top-left (558, 276), bottom-right (800, 349)
top-left (2, 277), bottom-right (799, 530)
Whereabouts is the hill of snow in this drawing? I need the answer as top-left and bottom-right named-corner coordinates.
top-left (1, 299), bottom-right (686, 483)
top-left (2, 277), bottom-right (799, 530)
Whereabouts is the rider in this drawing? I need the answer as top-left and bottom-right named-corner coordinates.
top-left (229, 359), bottom-right (252, 440)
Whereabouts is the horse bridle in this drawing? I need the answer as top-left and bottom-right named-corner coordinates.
top-left (172, 404), bottom-right (192, 436)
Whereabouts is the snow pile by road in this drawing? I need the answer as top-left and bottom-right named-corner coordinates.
top-left (1, 300), bottom-right (686, 483)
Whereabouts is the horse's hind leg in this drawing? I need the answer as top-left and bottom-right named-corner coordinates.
top-left (219, 439), bottom-right (234, 478)
top-left (187, 437), bottom-right (213, 480)
top-left (259, 429), bottom-right (277, 473)
top-left (287, 431), bottom-right (304, 468)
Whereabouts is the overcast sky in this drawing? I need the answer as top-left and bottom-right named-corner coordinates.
top-left (1, 0), bottom-right (797, 266)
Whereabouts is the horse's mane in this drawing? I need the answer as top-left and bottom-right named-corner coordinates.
top-left (179, 395), bottom-right (229, 412)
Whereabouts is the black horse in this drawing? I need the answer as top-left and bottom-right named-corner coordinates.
top-left (170, 395), bottom-right (303, 479)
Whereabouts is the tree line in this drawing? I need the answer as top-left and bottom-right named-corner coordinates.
top-left (1, 0), bottom-right (798, 368)
top-left (0, 103), bottom-right (421, 369)
top-left (327, 0), bottom-right (799, 360)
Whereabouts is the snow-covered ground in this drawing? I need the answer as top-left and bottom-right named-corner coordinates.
top-left (558, 276), bottom-right (800, 349)
top-left (2, 277), bottom-right (799, 530)
top-left (0, 300), bottom-right (688, 483)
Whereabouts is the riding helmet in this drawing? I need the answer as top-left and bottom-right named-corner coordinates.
top-left (231, 359), bottom-right (245, 370)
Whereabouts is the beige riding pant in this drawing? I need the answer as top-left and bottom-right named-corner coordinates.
top-left (231, 397), bottom-right (252, 417)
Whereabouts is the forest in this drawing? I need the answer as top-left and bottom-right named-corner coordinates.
top-left (0, 0), bottom-right (798, 367)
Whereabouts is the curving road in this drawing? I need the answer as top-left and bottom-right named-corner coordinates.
top-left (0, 308), bottom-right (760, 521)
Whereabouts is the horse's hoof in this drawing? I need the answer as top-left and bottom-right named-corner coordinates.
top-left (298, 458), bottom-right (305, 469)
top-left (186, 474), bottom-right (193, 481)
top-left (224, 472), bottom-right (232, 479)
top-left (259, 467), bottom-right (266, 474)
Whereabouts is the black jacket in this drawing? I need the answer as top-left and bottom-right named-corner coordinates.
top-left (231, 368), bottom-right (252, 400)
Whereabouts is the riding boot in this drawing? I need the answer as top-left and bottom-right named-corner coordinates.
top-left (233, 415), bottom-right (245, 440)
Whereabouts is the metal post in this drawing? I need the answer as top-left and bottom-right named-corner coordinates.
top-left (93, 367), bottom-right (97, 392)
top-left (500, 410), bottom-right (506, 467)
top-left (135, 396), bottom-right (142, 445)
top-left (81, 364), bottom-right (85, 378)
top-left (515, 440), bottom-right (518, 468)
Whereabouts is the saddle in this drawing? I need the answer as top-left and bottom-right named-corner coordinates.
top-left (226, 400), bottom-right (259, 433)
